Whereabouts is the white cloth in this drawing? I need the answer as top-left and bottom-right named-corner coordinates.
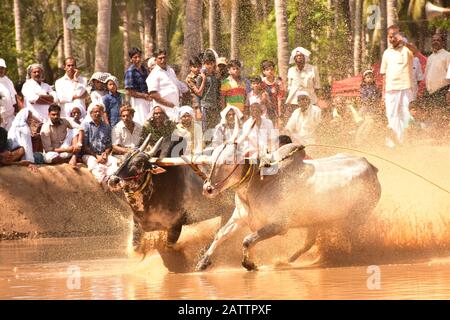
top-left (7, 108), bottom-right (34, 162)
top-left (289, 47), bottom-right (311, 64)
top-left (22, 79), bottom-right (57, 122)
top-left (380, 44), bottom-right (413, 92)
top-left (178, 105), bottom-right (195, 121)
top-left (55, 74), bottom-right (87, 117)
top-left (286, 64), bottom-right (321, 105)
top-left (82, 154), bottom-right (119, 184)
top-left (130, 96), bottom-right (152, 125)
top-left (425, 49), bottom-right (450, 94)
top-left (112, 120), bottom-right (143, 149)
top-left (90, 90), bottom-right (106, 104)
top-left (0, 75), bottom-right (17, 104)
top-left (385, 89), bottom-right (412, 143)
top-left (241, 117), bottom-right (277, 158)
top-left (43, 129), bottom-right (74, 164)
top-left (219, 105), bottom-right (243, 125)
top-left (0, 82), bottom-right (15, 130)
top-left (285, 104), bottom-right (322, 145)
top-left (146, 65), bottom-right (188, 121)
top-left (411, 57), bottom-right (424, 101)
top-left (173, 122), bottom-right (203, 155)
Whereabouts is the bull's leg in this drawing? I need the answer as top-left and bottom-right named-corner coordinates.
top-left (167, 222), bottom-right (183, 248)
top-left (196, 207), bottom-right (243, 271)
top-left (242, 223), bottom-right (286, 271)
top-left (132, 217), bottom-right (144, 252)
top-left (288, 227), bottom-right (318, 263)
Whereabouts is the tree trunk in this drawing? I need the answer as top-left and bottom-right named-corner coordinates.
top-left (138, 9), bottom-right (145, 51)
top-left (353, 0), bottom-right (362, 75)
top-left (13, 0), bottom-right (25, 81)
top-left (119, 1), bottom-right (130, 72)
top-left (296, 0), bottom-right (311, 48)
top-left (209, 0), bottom-right (219, 50)
top-left (57, 38), bottom-right (64, 69)
top-left (379, 0), bottom-right (387, 55)
top-left (144, 0), bottom-right (156, 58)
top-left (182, 0), bottom-right (203, 78)
top-left (61, 0), bottom-right (73, 58)
top-left (230, 0), bottom-right (239, 60)
top-left (274, 0), bottom-right (289, 82)
top-left (156, 4), bottom-right (168, 50)
top-left (95, 0), bottom-right (112, 72)
top-left (387, 0), bottom-right (398, 27)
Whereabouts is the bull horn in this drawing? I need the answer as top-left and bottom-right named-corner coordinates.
top-left (139, 133), bottom-right (152, 152)
top-left (147, 137), bottom-right (164, 157)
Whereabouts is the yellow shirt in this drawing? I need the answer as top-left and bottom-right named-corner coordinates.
top-left (425, 49), bottom-right (450, 94)
top-left (380, 44), bottom-right (413, 92)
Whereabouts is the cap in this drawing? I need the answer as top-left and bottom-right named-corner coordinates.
top-left (363, 69), bottom-right (374, 77)
top-left (0, 59), bottom-right (6, 68)
top-left (217, 57), bottom-right (228, 66)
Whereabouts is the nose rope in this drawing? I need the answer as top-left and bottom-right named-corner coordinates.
top-left (304, 144), bottom-right (450, 195)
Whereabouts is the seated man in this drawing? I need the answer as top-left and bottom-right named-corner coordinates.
top-left (173, 105), bottom-right (203, 155)
top-left (112, 105), bottom-right (143, 157)
top-left (79, 102), bottom-right (118, 185)
top-left (0, 114), bottom-right (25, 165)
top-left (40, 104), bottom-right (81, 166)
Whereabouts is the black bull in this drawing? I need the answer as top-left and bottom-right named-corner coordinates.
top-left (108, 136), bottom-right (234, 252)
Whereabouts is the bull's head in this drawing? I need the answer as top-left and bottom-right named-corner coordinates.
top-left (108, 135), bottom-right (166, 193)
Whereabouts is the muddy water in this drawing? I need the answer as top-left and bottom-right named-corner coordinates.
top-left (1, 236), bottom-right (450, 300)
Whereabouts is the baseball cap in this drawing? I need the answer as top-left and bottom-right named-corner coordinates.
top-left (217, 57), bottom-right (228, 66)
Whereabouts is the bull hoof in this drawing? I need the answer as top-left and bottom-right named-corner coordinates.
top-left (242, 259), bottom-right (258, 271)
top-left (196, 256), bottom-right (212, 272)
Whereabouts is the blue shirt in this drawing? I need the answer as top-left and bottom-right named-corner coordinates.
top-left (81, 120), bottom-right (112, 155)
top-left (103, 92), bottom-right (123, 127)
top-left (124, 64), bottom-right (149, 93)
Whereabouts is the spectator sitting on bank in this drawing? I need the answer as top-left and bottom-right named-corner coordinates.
top-left (173, 105), bottom-right (203, 155)
top-left (112, 105), bottom-right (143, 157)
top-left (40, 104), bottom-right (81, 166)
top-left (211, 105), bottom-right (243, 148)
top-left (102, 75), bottom-right (123, 127)
top-left (0, 114), bottom-right (26, 166)
top-left (140, 106), bottom-right (177, 147)
top-left (79, 102), bottom-right (118, 185)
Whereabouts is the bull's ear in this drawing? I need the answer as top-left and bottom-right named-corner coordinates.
top-left (150, 165), bottom-right (166, 175)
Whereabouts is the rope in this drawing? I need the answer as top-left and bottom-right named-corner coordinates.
top-left (304, 144), bottom-right (450, 196)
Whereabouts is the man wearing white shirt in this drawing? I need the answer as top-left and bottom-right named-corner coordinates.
top-left (147, 49), bottom-right (188, 121)
top-left (0, 58), bottom-right (21, 113)
top-left (22, 63), bottom-right (57, 123)
top-left (55, 57), bottom-right (88, 118)
top-left (112, 105), bottom-right (143, 157)
top-left (285, 91), bottom-right (321, 145)
top-left (0, 82), bottom-right (15, 130)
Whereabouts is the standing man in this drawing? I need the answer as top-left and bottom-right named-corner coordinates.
top-left (424, 34), bottom-right (450, 122)
top-left (55, 57), bottom-right (88, 118)
top-left (285, 47), bottom-right (321, 108)
top-left (124, 47), bottom-right (152, 126)
top-left (0, 58), bottom-right (21, 114)
top-left (380, 25), bottom-right (418, 146)
top-left (146, 49), bottom-right (189, 121)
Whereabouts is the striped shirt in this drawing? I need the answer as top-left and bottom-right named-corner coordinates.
top-left (220, 76), bottom-right (247, 112)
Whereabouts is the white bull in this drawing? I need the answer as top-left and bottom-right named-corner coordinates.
top-left (196, 143), bottom-right (382, 271)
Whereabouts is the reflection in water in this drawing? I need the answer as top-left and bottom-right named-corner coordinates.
top-left (2, 236), bottom-right (450, 299)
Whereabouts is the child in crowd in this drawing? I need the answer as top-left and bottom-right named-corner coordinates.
top-left (185, 57), bottom-right (203, 121)
top-left (88, 72), bottom-right (110, 103)
top-left (247, 76), bottom-right (271, 120)
top-left (261, 60), bottom-right (285, 126)
top-left (102, 76), bottom-right (123, 127)
top-left (221, 60), bottom-right (247, 115)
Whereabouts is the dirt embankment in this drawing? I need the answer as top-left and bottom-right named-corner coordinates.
top-left (0, 165), bottom-right (132, 240)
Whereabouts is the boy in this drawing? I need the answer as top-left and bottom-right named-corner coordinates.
top-left (221, 60), bottom-right (247, 115)
top-left (102, 76), bottom-right (123, 127)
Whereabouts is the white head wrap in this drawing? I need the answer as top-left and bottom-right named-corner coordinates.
top-left (7, 108), bottom-right (34, 162)
top-left (289, 47), bottom-right (311, 64)
top-left (178, 105), bottom-right (194, 122)
top-left (26, 63), bottom-right (45, 80)
top-left (82, 101), bottom-right (105, 123)
top-left (220, 105), bottom-right (243, 125)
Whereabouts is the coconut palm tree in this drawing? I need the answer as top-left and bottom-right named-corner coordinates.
top-left (156, 0), bottom-right (171, 50)
top-left (144, 0), bottom-right (156, 58)
top-left (182, 0), bottom-right (203, 78)
top-left (13, 0), bottom-right (25, 81)
top-left (354, 0), bottom-right (362, 75)
top-left (387, 0), bottom-right (398, 27)
top-left (274, 0), bottom-right (289, 82)
top-left (61, 0), bottom-right (73, 58)
top-left (119, 1), bottom-right (130, 72)
top-left (209, 0), bottom-right (220, 51)
top-left (95, 0), bottom-right (112, 72)
top-left (230, 0), bottom-right (239, 60)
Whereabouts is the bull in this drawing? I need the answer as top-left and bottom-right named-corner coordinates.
top-left (108, 134), bottom-right (233, 254)
top-left (196, 142), bottom-right (382, 271)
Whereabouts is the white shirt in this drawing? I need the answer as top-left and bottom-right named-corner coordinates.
top-left (286, 64), bottom-right (321, 105)
top-left (173, 122), bottom-right (203, 155)
top-left (411, 57), bottom-right (424, 100)
top-left (146, 65), bottom-right (188, 120)
top-left (55, 74), bottom-right (87, 117)
top-left (285, 104), bottom-right (322, 145)
top-left (22, 79), bottom-right (57, 122)
top-left (0, 82), bottom-right (15, 130)
top-left (112, 120), bottom-right (143, 149)
top-left (425, 49), bottom-right (450, 94)
top-left (380, 44), bottom-right (413, 92)
top-left (242, 117), bottom-right (277, 158)
top-left (0, 75), bottom-right (17, 104)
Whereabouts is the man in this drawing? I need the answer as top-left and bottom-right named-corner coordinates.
top-left (285, 91), bottom-right (322, 145)
top-left (0, 113), bottom-right (25, 165)
top-left (112, 105), bottom-right (143, 156)
top-left (40, 104), bottom-right (81, 166)
top-left (146, 49), bottom-right (189, 122)
top-left (380, 25), bottom-right (418, 146)
top-left (0, 82), bottom-right (15, 130)
top-left (0, 58), bottom-right (21, 114)
top-left (55, 57), bottom-right (88, 118)
top-left (140, 106), bottom-right (177, 146)
top-left (22, 63), bottom-right (57, 123)
top-left (285, 47), bottom-right (321, 107)
top-left (423, 34), bottom-right (450, 120)
top-left (79, 102), bottom-right (118, 185)
top-left (124, 47), bottom-right (152, 126)
top-left (216, 57), bottom-right (229, 81)
top-left (173, 105), bottom-right (203, 155)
